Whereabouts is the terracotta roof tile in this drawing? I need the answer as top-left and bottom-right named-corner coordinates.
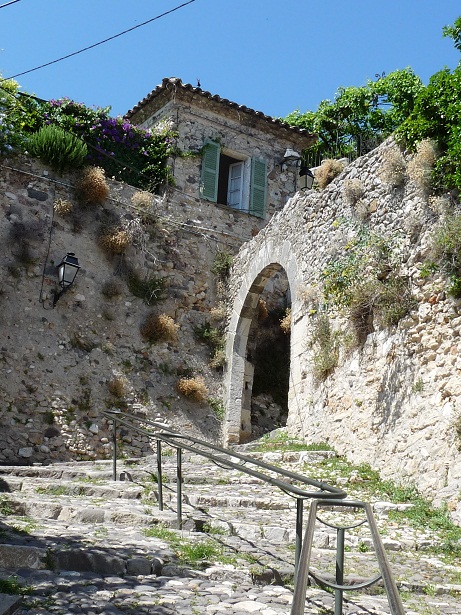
top-left (125, 77), bottom-right (314, 140)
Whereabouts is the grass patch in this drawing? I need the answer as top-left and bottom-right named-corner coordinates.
top-left (143, 524), bottom-right (226, 567)
top-left (314, 457), bottom-right (461, 560)
top-left (0, 576), bottom-right (32, 596)
top-left (0, 496), bottom-right (14, 516)
top-left (253, 431), bottom-right (334, 453)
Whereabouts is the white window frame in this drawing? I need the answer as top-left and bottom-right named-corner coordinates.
top-left (222, 148), bottom-right (251, 212)
top-left (200, 141), bottom-right (266, 218)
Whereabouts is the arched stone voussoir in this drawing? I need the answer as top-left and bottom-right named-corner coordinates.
top-left (223, 237), bottom-right (302, 444)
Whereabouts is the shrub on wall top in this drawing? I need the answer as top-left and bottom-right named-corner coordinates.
top-left (42, 98), bottom-right (175, 191)
top-left (28, 125), bottom-right (88, 174)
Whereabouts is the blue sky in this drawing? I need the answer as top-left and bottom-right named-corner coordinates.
top-left (1, 0), bottom-right (460, 120)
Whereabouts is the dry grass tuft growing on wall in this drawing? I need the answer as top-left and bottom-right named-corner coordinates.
top-left (140, 312), bottom-right (179, 343)
top-left (176, 376), bottom-right (208, 403)
top-left (102, 279), bottom-right (123, 298)
top-left (99, 226), bottom-right (131, 255)
top-left (209, 303), bottom-right (227, 322)
top-left (429, 195), bottom-right (452, 216)
top-left (311, 314), bottom-right (340, 380)
top-left (76, 166), bottom-right (110, 204)
top-left (407, 139), bottom-right (438, 194)
top-left (343, 179), bottom-right (365, 205)
top-left (354, 200), bottom-right (370, 221)
top-left (315, 159), bottom-right (345, 189)
top-left (53, 198), bottom-right (73, 216)
top-left (131, 191), bottom-right (153, 209)
top-left (107, 376), bottom-right (128, 398)
top-left (380, 148), bottom-right (407, 187)
top-left (209, 349), bottom-right (226, 370)
top-left (297, 284), bottom-right (320, 312)
top-left (279, 308), bottom-right (292, 334)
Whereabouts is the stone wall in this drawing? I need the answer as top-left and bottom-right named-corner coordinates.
top-left (0, 155), bottom-right (251, 463)
top-left (133, 90), bottom-right (312, 222)
top-left (3, 136), bottom-right (461, 523)
top-left (225, 138), bottom-right (461, 522)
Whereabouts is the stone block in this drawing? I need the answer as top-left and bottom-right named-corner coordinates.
top-left (126, 557), bottom-right (152, 575)
top-left (18, 447), bottom-right (33, 458)
top-left (0, 593), bottom-right (22, 615)
top-left (0, 545), bottom-right (45, 570)
top-left (55, 548), bottom-right (125, 575)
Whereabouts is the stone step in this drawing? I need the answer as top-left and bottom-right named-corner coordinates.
top-left (0, 595), bottom-right (21, 615)
top-left (1, 451), bottom-right (461, 615)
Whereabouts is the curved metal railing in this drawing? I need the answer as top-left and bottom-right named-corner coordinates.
top-left (102, 409), bottom-right (346, 573)
top-left (102, 410), bottom-right (404, 614)
top-left (291, 499), bottom-right (405, 615)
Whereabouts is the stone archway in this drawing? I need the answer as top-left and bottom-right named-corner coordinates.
top-left (223, 238), bottom-right (301, 444)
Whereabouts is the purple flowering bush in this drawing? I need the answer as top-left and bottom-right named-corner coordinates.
top-left (0, 76), bottom-right (174, 191)
top-left (42, 98), bottom-right (174, 191)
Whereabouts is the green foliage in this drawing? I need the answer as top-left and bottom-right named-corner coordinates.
top-left (285, 16), bottom-right (461, 193)
top-left (311, 313), bottom-right (340, 379)
top-left (254, 431), bottom-right (334, 452)
top-left (41, 98), bottom-right (175, 191)
top-left (443, 16), bottom-right (461, 52)
top-left (195, 322), bottom-right (224, 348)
top-left (427, 212), bottom-right (461, 297)
top-left (0, 77), bottom-right (44, 155)
top-left (395, 61), bottom-right (461, 191)
top-left (208, 397), bottom-right (225, 420)
top-left (28, 125), bottom-right (88, 173)
top-left (194, 321), bottom-right (226, 370)
top-left (322, 228), bottom-right (414, 336)
top-left (0, 577), bottom-right (32, 596)
top-left (126, 270), bottom-right (166, 305)
top-left (143, 525), bottom-right (224, 567)
top-left (211, 250), bottom-right (233, 279)
top-left (0, 81), bottom-right (174, 190)
top-left (285, 68), bottom-right (423, 163)
top-left (430, 213), bottom-right (461, 280)
top-left (0, 496), bottom-right (14, 515)
top-left (418, 260), bottom-right (438, 279)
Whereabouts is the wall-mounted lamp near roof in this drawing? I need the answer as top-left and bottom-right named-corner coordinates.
top-left (299, 166), bottom-right (315, 190)
top-left (280, 148), bottom-right (301, 168)
top-left (53, 252), bottom-right (81, 307)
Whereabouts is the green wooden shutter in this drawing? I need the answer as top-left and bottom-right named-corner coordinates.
top-left (249, 158), bottom-right (267, 218)
top-left (200, 141), bottom-right (220, 202)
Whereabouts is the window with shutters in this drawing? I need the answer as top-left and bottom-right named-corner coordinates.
top-left (200, 141), bottom-right (267, 218)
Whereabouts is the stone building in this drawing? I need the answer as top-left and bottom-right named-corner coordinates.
top-left (126, 77), bottom-right (316, 247)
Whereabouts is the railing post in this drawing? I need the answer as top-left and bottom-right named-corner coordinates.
top-left (112, 417), bottom-right (118, 481)
top-left (295, 498), bottom-right (304, 581)
top-left (335, 527), bottom-right (345, 615)
top-left (176, 447), bottom-right (182, 528)
top-left (157, 439), bottom-right (163, 511)
top-left (291, 500), bottom-right (317, 615)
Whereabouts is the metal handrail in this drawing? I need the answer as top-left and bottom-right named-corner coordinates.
top-left (290, 499), bottom-right (405, 615)
top-left (102, 410), bottom-right (403, 613)
top-left (102, 409), bottom-right (346, 574)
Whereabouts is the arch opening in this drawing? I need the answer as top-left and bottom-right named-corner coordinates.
top-left (227, 263), bottom-right (292, 443)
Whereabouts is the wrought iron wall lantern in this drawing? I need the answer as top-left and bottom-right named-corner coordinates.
top-left (53, 252), bottom-right (81, 307)
top-left (299, 165), bottom-right (315, 190)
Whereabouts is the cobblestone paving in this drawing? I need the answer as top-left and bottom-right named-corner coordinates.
top-left (0, 449), bottom-right (459, 614)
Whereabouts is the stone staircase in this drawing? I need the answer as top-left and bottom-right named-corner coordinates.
top-left (0, 445), bottom-right (460, 614)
